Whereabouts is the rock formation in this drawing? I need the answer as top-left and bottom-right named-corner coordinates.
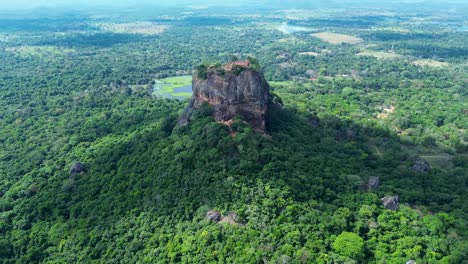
top-left (412, 158), bottom-right (431, 173)
top-left (382, 195), bottom-right (400, 210)
top-left (206, 210), bottom-right (242, 225)
top-left (178, 61), bottom-right (271, 133)
top-left (367, 176), bottom-right (380, 190)
top-left (207, 210), bottom-right (222, 222)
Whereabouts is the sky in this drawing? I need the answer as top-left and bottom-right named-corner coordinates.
top-left (0, 0), bottom-right (466, 11)
top-left (0, 0), bottom-right (250, 10)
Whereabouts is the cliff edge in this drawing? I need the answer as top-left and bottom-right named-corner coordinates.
top-left (178, 61), bottom-right (271, 133)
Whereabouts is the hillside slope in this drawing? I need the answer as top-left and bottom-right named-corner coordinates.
top-left (1, 89), bottom-right (466, 262)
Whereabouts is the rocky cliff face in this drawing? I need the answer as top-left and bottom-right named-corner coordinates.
top-left (178, 64), bottom-right (271, 133)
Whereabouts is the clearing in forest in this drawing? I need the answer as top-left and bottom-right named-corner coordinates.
top-left (376, 105), bottom-right (396, 119)
top-left (153, 75), bottom-right (192, 99)
top-left (299, 51), bottom-right (320, 56)
top-left (412, 59), bottom-right (450, 68)
top-left (358, 50), bottom-right (403, 60)
top-left (311, 32), bottom-right (363, 45)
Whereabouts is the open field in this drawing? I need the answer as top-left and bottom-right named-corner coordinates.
top-left (412, 59), bottom-right (450, 68)
top-left (358, 50), bottom-right (403, 60)
top-left (278, 38), bottom-right (292, 43)
top-left (311, 32), bottom-right (363, 45)
top-left (99, 22), bottom-right (169, 35)
top-left (298, 51), bottom-right (320, 57)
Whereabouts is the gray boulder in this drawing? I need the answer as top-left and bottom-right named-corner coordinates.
top-left (406, 260), bottom-right (416, 264)
top-left (207, 210), bottom-right (222, 222)
top-left (382, 195), bottom-right (400, 210)
top-left (367, 176), bottom-right (380, 190)
top-left (412, 158), bottom-right (431, 173)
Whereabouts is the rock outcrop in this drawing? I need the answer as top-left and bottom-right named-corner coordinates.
top-left (207, 210), bottom-right (242, 225)
top-left (178, 62), bottom-right (271, 133)
top-left (207, 210), bottom-right (222, 222)
top-left (367, 176), bottom-right (380, 190)
top-left (412, 158), bottom-right (431, 173)
top-left (382, 195), bottom-right (400, 210)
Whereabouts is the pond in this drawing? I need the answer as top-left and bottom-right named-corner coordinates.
top-left (173, 85), bottom-right (192, 93)
top-left (153, 76), bottom-right (193, 100)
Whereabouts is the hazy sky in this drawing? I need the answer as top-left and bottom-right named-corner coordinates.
top-left (0, 0), bottom-right (466, 11)
top-left (0, 0), bottom-right (166, 9)
top-left (0, 0), bottom-right (252, 10)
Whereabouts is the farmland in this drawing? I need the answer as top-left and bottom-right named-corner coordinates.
top-left (311, 32), bottom-right (363, 44)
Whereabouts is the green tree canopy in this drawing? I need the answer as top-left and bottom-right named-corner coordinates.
top-left (333, 232), bottom-right (364, 259)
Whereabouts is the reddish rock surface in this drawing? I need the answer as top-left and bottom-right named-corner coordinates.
top-left (179, 64), bottom-right (271, 133)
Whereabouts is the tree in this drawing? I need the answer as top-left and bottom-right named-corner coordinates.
top-left (195, 64), bottom-right (208, 79)
top-left (247, 56), bottom-right (260, 71)
top-left (333, 232), bottom-right (364, 259)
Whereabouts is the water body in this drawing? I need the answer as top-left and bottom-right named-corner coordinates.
top-left (457, 25), bottom-right (468, 32)
top-left (153, 80), bottom-right (192, 99)
top-left (173, 85), bottom-right (192, 93)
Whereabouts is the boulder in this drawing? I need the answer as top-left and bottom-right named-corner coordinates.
top-left (69, 162), bottom-right (86, 175)
top-left (382, 195), bottom-right (400, 210)
top-left (412, 158), bottom-right (431, 173)
top-left (178, 62), bottom-right (272, 133)
top-left (406, 260), bottom-right (416, 264)
top-left (367, 176), bottom-right (380, 190)
top-left (207, 210), bottom-right (222, 222)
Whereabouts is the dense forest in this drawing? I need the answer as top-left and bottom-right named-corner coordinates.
top-left (0, 3), bottom-right (467, 263)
